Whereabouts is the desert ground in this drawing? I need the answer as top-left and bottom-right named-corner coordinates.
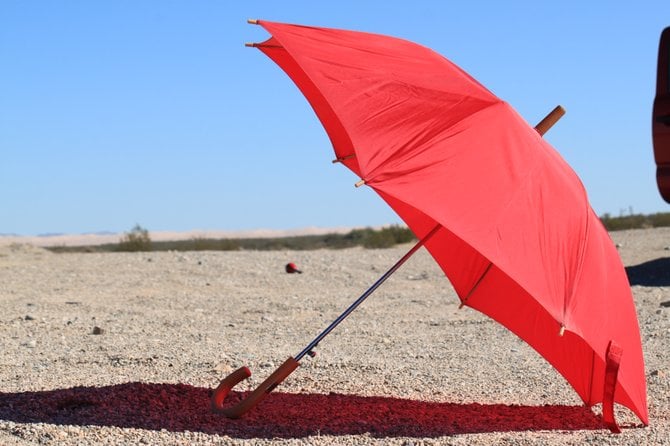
top-left (0, 228), bottom-right (668, 445)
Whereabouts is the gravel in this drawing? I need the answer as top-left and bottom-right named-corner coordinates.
top-left (0, 227), bottom-right (668, 445)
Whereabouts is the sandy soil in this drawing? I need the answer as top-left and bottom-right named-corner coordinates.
top-left (0, 228), bottom-right (668, 445)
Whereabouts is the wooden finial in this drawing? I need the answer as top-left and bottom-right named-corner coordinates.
top-left (245, 43), bottom-right (256, 48)
top-left (535, 105), bottom-right (566, 136)
top-left (355, 179), bottom-right (366, 188)
top-left (247, 19), bottom-right (259, 25)
top-left (559, 325), bottom-right (566, 336)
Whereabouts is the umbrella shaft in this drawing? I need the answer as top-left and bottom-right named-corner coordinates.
top-left (296, 224), bottom-right (441, 361)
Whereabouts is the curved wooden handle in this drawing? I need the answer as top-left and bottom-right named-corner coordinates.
top-left (211, 357), bottom-right (300, 418)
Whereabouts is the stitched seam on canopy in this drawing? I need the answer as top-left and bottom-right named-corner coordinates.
top-left (367, 102), bottom-right (544, 310)
top-left (566, 199), bottom-right (592, 404)
top-left (564, 194), bottom-right (591, 322)
top-left (472, 106), bottom-right (585, 326)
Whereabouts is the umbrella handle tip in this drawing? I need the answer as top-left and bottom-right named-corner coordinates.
top-left (211, 365), bottom-right (252, 417)
top-left (211, 357), bottom-right (299, 418)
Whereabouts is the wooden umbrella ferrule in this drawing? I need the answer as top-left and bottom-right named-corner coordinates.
top-left (355, 179), bottom-right (366, 187)
top-left (247, 19), bottom-right (259, 25)
top-left (535, 105), bottom-right (566, 136)
top-left (245, 43), bottom-right (256, 48)
top-left (559, 325), bottom-right (566, 336)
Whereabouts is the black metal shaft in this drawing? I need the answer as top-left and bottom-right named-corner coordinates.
top-left (295, 224), bottom-right (441, 361)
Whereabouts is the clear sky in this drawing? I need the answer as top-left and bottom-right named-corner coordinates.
top-left (2, 1), bottom-right (668, 236)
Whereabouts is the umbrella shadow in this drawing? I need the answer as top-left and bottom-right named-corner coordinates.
top-left (0, 382), bottom-right (605, 438)
top-left (626, 257), bottom-right (670, 286)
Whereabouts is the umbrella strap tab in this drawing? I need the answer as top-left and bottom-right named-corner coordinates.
top-left (602, 340), bottom-right (623, 433)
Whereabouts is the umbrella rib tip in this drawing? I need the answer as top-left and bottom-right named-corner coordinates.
top-left (332, 154), bottom-right (357, 164)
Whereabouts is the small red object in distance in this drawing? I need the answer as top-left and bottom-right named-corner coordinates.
top-left (285, 262), bottom-right (302, 274)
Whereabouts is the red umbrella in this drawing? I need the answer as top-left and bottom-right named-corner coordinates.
top-left (213, 20), bottom-right (647, 431)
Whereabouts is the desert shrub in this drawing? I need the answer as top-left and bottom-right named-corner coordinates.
top-left (188, 237), bottom-right (239, 251)
top-left (343, 225), bottom-right (415, 249)
top-left (385, 224), bottom-right (415, 244)
top-left (362, 229), bottom-right (396, 248)
top-left (600, 213), bottom-right (670, 231)
top-left (649, 212), bottom-right (670, 227)
top-left (117, 224), bottom-right (152, 252)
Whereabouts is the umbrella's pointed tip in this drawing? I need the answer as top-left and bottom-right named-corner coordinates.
top-left (247, 19), bottom-right (259, 25)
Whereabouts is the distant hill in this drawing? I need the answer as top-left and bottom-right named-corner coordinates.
top-left (4, 213), bottom-right (669, 253)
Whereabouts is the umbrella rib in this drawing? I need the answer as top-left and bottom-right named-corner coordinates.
top-left (586, 349), bottom-right (596, 406)
top-left (332, 153), bottom-right (356, 164)
top-left (459, 261), bottom-right (493, 308)
top-left (458, 106), bottom-right (565, 311)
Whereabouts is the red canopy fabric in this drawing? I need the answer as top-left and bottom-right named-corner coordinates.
top-left (251, 20), bottom-right (648, 427)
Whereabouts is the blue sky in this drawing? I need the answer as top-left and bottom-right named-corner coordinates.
top-left (2, 1), bottom-right (668, 235)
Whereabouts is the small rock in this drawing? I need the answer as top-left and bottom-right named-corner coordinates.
top-left (650, 369), bottom-right (666, 378)
top-left (24, 315), bottom-right (35, 321)
top-left (214, 362), bottom-right (233, 373)
top-left (92, 326), bottom-right (104, 335)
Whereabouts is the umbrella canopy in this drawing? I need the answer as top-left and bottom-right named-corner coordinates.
top-left (248, 20), bottom-right (648, 428)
